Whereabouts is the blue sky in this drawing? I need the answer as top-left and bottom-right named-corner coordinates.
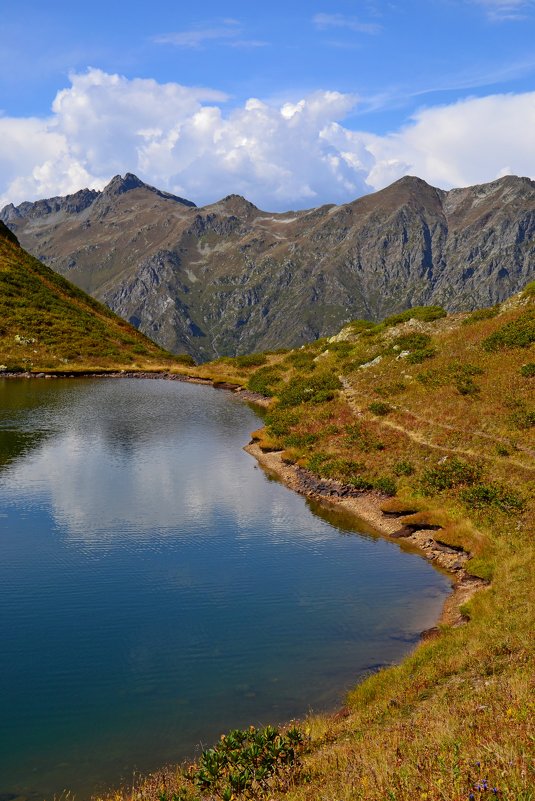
top-left (1, 0), bottom-right (534, 209)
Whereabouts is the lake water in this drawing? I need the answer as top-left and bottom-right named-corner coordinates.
top-left (0, 378), bottom-right (450, 799)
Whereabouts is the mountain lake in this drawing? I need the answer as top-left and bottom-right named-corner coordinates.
top-left (0, 377), bottom-right (451, 798)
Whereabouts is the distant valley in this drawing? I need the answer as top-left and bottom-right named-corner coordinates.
top-left (2, 173), bottom-right (534, 361)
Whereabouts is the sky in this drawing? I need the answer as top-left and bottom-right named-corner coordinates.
top-left (1, 0), bottom-right (534, 210)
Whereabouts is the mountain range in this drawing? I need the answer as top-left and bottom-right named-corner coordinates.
top-left (2, 173), bottom-right (534, 361)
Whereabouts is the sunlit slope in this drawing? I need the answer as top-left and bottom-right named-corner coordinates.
top-left (133, 288), bottom-right (534, 801)
top-left (0, 222), bottom-right (186, 372)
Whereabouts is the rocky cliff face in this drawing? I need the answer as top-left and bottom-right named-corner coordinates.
top-left (2, 173), bottom-right (533, 361)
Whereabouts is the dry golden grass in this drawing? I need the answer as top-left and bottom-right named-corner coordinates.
top-left (98, 291), bottom-right (534, 801)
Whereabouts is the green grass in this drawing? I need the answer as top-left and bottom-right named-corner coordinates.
top-left (0, 231), bottom-right (183, 373)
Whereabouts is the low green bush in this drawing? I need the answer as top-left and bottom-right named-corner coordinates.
top-left (265, 408), bottom-right (300, 437)
top-left (278, 372), bottom-right (341, 407)
top-left (482, 309), bottom-right (535, 351)
top-left (174, 354), bottom-right (197, 366)
top-left (190, 725), bottom-right (306, 800)
top-left (247, 366), bottom-right (283, 397)
top-left (420, 457), bottom-right (482, 494)
top-left (284, 351), bottom-right (317, 370)
top-left (461, 305), bottom-right (500, 325)
top-left (460, 482), bottom-right (525, 513)
top-left (392, 333), bottom-right (432, 351)
top-left (520, 362), bottom-right (535, 377)
top-left (368, 401), bottom-right (392, 416)
top-left (283, 432), bottom-right (319, 448)
top-left (234, 353), bottom-right (268, 368)
top-left (393, 460), bottom-right (414, 476)
top-left (382, 306), bottom-right (447, 327)
top-left (373, 476), bottom-right (397, 495)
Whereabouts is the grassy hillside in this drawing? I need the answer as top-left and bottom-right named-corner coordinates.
top-left (0, 222), bottom-right (189, 373)
top-left (107, 285), bottom-right (534, 801)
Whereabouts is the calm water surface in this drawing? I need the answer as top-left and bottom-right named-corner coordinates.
top-left (0, 378), bottom-right (450, 798)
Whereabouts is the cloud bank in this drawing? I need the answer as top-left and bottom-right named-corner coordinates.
top-left (1, 69), bottom-right (534, 210)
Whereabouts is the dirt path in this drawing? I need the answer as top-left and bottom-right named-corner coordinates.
top-left (339, 376), bottom-right (535, 472)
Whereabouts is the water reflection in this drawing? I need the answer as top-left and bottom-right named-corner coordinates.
top-left (0, 378), bottom-right (451, 799)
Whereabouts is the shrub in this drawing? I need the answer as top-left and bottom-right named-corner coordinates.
top-left (509, 407), bottom-right (535, 429)
top-left (174, 353), bottom-right (197, 366)
top-left (420, 458), bottom-right (482, 494)
top-left (368, 401), bottom-right (392, 416)
top-left (393, 460), bottom-right (414, 476)
top-left (460, 483), bottom-right (525, 513)
top-left (520, 362), bottom-right (535, 377)
top-left (392, 332), bottom-right (432, 352)
top-left (482, 309), bottom-right (535, 351)
top-left (407, 348), bottom-right (436, 364)
top-left (348, 475), bottom-right (375, 490)
top-left (284, 351), bottom-right (317, 370)
top-left (191, 725), bottom-right (306, 800)
top-left (234, 353), bottom-right (267, 368)
top-left (283, 432), bottom-right (319, 448)
top-left (462, 305), bottom-right (500, 325)
top-left (247, 366), bottom-right (283, 397)
top-left (382, 306), bottom-right (447, 327)
top-left (278, 372), bottom-right (341, 407)
top-left (265, 408), bottom-right (300, 437)
top-left (374, 476), bottom-right (397, 496)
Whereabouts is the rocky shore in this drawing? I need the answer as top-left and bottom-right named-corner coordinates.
top-left (245, 442), bottom-right (487, 630)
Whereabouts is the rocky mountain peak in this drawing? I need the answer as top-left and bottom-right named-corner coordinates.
top-left (99, 173), bottom-right (196, 208)
top-left (101, 173), bottom-right (146, 197)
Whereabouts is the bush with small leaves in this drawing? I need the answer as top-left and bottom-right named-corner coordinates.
top-left (462, 305), bottom-right (500, 326)
top-left (278, 372), bottom-right (341, 408)
top-left (247, 366), bottom-right (283, 397)
top-left (374, 476), bottom-right (397, 496)
top-left (393, 460), bottom-right (414, 476)
top-left (482, 309), bottom-right (535, 351)
top-left (460, 483), bottom-right (525, 513)
top-left (382, 306), bottom-right (447, 327)
top-left (368, 401), bottom-right (392, 416)
top-left (520, 362), bottom-right (535, 377)
top-left (234, 353), bottom-right (268, 368)
top-left (420, 458), bottom-right (482, 494)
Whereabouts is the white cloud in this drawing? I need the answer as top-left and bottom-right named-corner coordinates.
top-left (153, 20), bottom-right (267, 49)
top-left (0, 69), bottom-right (534, 211)
top-left (313, 12), bottom-right (382, 34)
top-left (470, 0), bottom-right (534, 20)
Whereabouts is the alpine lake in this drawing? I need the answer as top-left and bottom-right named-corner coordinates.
top-left (0, 377), bottom-right (450, 799)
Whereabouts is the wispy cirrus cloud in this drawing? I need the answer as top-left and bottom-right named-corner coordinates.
top-left (312, 12), bottom-right (382, 35)
top-left (470, 0), bottom-right (534, 21)
top-left (153, 19), bottom-right (267, 49)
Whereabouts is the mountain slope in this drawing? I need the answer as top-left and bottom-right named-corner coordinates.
top-left (2, 174), bottom-right (534, 361)
top-left (109, 288), bottom-right (535, 801)
top-left (0, 221), bottom-right (182, 372)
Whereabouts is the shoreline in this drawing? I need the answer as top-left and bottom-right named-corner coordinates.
top-left (1, 368), bottom-right (485, 629)
top-left (244, 441), bottom-right (487, 631)
top-left (1, 369), bottom-right (485, 628)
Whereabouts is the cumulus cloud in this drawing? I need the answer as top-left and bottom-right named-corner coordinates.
top-left (0, 69), bottom-right (534, 211)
